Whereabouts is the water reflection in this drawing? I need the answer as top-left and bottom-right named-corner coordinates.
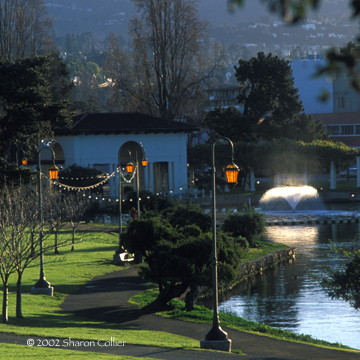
top-left (213, 223), bottom-right (360, 350)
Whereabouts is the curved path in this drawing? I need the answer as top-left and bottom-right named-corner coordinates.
top-left (59, 265), bottom-right (360, 360)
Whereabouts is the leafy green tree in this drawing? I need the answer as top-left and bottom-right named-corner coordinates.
top-left (202, 53), bottom-right (327, 143)
top-left (282, 113), bottom-right (329, 143)
top-left (70, 95), bottom-right (100, 115)
top-left (122, 190), bottom-right (173, 214)
top-left (162, 202), bottom-right (212, 233)
top-left (320, 247), bottom-right (360, 310)
top-left (0, 55), bottom-right (72, 184)
top-left (202, 106), bottom-right (255, 143)
top-left (221, 206), bottom-right (266, 247)
top-left (235, 52), bottom-right (302, 136)
top-left (121, 208), bottom-right (244, 310)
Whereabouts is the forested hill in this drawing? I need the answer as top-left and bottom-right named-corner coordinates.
top-left (46, 0), bottom-right (352, 39)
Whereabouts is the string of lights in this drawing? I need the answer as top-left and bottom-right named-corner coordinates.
top-left (42, 165), bottom-right (138, 191)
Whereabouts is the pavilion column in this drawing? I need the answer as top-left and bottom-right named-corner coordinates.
top-left (249, 168), bottom-right (255, 191)
top-left (357, 157), bottom-right (360, 188)
top-left (109, 164), bottom-right (115, 197)
top-left (114, 164), bottom-right (119, 197)
top-left (330, 161), bottom-right (337, 190)
top-left (303, 170), bottom-right (308, 186)
top-left (148, 162), bottom-right (154, 193)
top-left (275, 174), bottom-right (281, 187)
top-left (171, 161), bottom-right (175, 193)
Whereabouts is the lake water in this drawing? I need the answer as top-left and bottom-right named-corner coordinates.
top-left (217, 222), bottom-right (360, 350)
top-left (87, 204), bottom-right (360, 349)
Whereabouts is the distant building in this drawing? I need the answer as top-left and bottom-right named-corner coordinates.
top-left (203, 85), bottom-right (244, 112)
top-left (291, 58), bottom-right (360, 148)
top-left (291, 57), bottom-right (334, 115)
top-left (313, 112), bottom-right (360, 148)
top-left (49, 112), bottom-right (198, 196)
top-left (332, 61), bottom-right (360, 113)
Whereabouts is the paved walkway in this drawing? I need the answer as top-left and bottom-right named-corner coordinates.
top-left (0, 263), bottom-right (359, 359)
top-left (56, 265), bottom-right (360, 360)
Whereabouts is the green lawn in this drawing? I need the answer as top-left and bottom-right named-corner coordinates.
top-left (1, 225), bottom-right (358, 358)
top-left (0, 226), bottom-right (198, 358)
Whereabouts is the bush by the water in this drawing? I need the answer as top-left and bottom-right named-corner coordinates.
top-left (221, 206), bottom-right (265, 247)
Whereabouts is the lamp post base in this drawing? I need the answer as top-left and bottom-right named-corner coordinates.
top-left (200, 339), bottom-right (232, 352)
top-left (31, 287), bottom-right (54, 296)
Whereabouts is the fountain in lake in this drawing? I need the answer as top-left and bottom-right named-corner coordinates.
top-left (258, 186), bottom-right (326, 212)
top-left (257, 186), bottom-right (360, 223)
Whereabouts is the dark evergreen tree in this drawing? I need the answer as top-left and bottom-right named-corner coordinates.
top-left (120, 208), bottom-right (244, 310)
top-left (202, 52), bottom-right (328, 143)
top-left (0, 55), bottom-right (72, 184)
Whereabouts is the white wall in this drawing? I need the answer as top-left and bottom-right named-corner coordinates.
top-left (55, 132), bottom-right (188, 194)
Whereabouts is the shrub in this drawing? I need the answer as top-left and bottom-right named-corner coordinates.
top-left (162, 202), bottom-right (211, 233)
top-left (221, 206), bottom-right (265, 246)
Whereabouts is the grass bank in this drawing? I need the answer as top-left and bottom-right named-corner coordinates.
top-left (0, 226), bottom-right (197, 358)
top-left (130, 287), bottom-right (357, 353)
top-left (0, 225), bottom-right (357, 357)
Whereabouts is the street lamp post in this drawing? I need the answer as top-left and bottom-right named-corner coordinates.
top-left (32, 143), bottom-right (58, 296)
top-left (200, 136), bottom-right (239, 352)
top-left (118, 148), bottom-right (133, 241)
top-left (136, 143), bottom-right (147, 219)
top-left (15, 149), bottom-right (27, 186)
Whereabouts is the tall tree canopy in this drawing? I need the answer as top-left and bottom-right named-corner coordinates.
top-left (0, 55), bottom-right (72, 174)
top-left (202, 52), bottom-right (328, 142)
top-left (0, 0), bottom-right (54, 59)
top-left (105, 0), bottom-right (225, 120)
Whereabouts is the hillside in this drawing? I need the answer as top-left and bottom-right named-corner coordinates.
top-left (46, 0), bottom-right (354, 38)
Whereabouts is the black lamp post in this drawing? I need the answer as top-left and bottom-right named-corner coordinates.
top-left (118, 148), bottom-right (133, 241)
top-left (15, 149), bottom-right (27, 185)
top-left (202, 137), bottom-right (239, 350)
top-left (136, 143), bottom-right (147, 219)
top-left (34, 144), bottom-right (58, 290)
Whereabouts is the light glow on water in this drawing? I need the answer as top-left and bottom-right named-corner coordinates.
top-left (259, 186), bottom-right (326, 212)
top-left (218, 224), bottom-right (360, 350)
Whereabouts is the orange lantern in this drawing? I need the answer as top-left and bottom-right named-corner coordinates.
top-left (126, 162), bottom-right (134, 173)
top-left (225, 163), bottom-right (239, 184)
top-left (22, 158), bottom-right (28, 166)
top-left (142, 158), bottom-right (148, 167)
top-left (49, 165), bottom-right (59, 180)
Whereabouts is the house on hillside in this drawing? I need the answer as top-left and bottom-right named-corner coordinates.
top-left (46, 112), bottom-right (198, 197)
top-left (203, 85), bottom-right (244, 112)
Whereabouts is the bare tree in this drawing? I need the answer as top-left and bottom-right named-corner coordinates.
top-left (0, 185), bottom-right (73, 322)
top-left (66, 192), bottom-right (90, 251)
top-left (44, 191), bottom-right (68, 254)
top-left (105, 0), bottom-right (225, 121)
top-left (0, 0), bottom-right (54, 59)
top-left (0, 186), bottom-right (41, 321)
top-left (0, 186), bottom-right (19, 323)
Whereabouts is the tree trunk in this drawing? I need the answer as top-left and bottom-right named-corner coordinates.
top-left (16, 271), bottom-right (23, 318)
top-left (185, 284), bottom-right (200, 311)
top-left (2, 278), bottom-right (9, 323)
top-left (71, 227), bottom-right (75, 251)
top-left (31, 230), bottom-right (35, 258)
top-left (54, 231), bottom-right (59, 254)
top-left (150, 281), bottom-right (188, 309)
